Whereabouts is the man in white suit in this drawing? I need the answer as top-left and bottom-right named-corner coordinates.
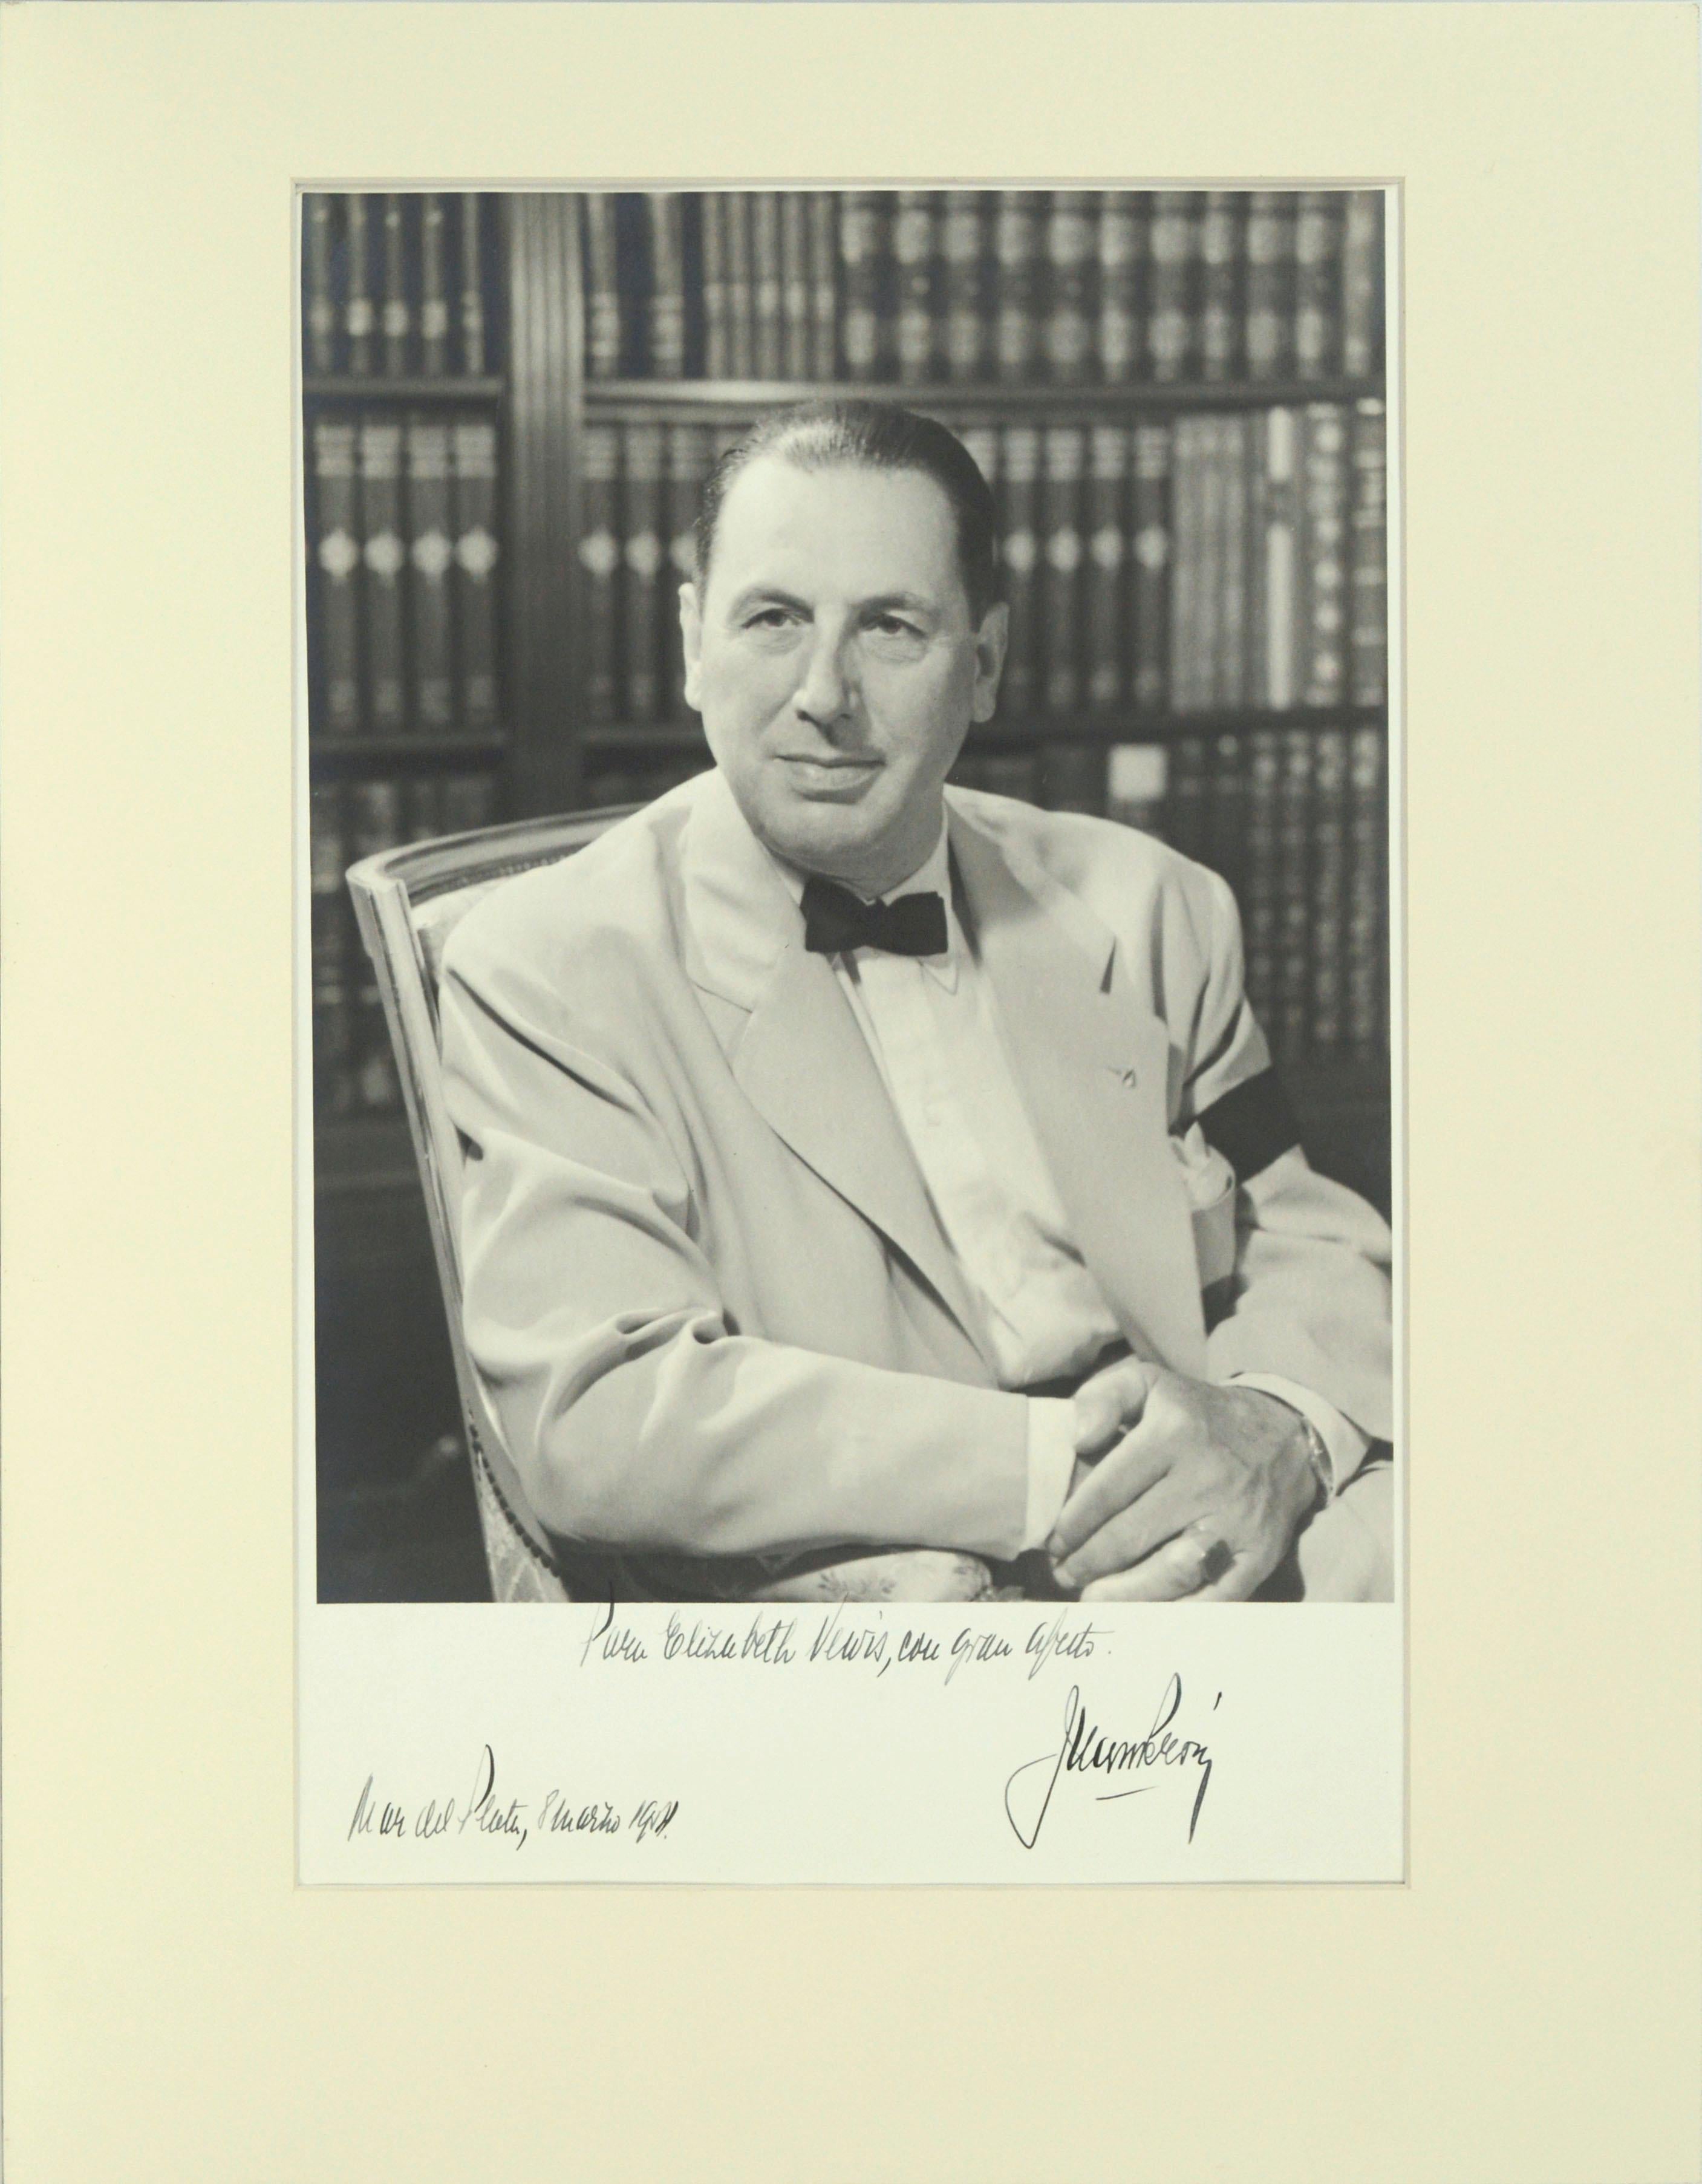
top-left (440, 401), bottom-right (1394, 1603)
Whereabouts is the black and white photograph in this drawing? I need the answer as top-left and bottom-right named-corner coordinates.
top-left (307, 187), bottom-right (1396, 1622)
top-left (13, 1), bottom-right (1698, 2162)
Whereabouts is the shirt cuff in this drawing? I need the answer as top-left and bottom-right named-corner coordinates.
top-left (1228, 1374), bottom-right (1371, 1497)
top-left (1022, 1397), bottom-right (1080, 1553)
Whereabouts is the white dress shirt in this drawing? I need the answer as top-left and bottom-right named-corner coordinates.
top-left (776, 824), bottom-right (1368, 1552)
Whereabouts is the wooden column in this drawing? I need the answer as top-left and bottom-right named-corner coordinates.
top-left (504, 194), bottom-right (586, 818)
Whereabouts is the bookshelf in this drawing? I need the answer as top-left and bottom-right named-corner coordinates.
top-left (306, 187), bottom-right (1392, 1560)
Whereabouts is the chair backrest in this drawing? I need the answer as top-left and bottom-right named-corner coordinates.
top-left (345, 806), bottom-right (638, 1602)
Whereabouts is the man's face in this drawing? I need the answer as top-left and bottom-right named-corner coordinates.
top-left (680, 457), bottom-right (1006, 895)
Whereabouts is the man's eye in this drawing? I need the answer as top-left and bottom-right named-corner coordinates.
top-left (742, 608), bottom-right (797, 634)
top-left (872, 614), bottom-right (919, 636)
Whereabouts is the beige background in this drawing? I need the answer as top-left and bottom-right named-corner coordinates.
top-left (3, 5), bottom-right (1698, 2179)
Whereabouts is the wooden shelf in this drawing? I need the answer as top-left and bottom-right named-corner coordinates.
top-left (584, 376), bottom-right (1383, 420)
top-left (579, 706), bottom-right (1387, 753)
top-left (310, 735), bottom-right (508, 774)
top-left (304, 374), bottom-right (506, 403)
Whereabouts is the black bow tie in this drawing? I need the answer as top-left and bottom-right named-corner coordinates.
top-left (801, 874), bottom-right (948, 958)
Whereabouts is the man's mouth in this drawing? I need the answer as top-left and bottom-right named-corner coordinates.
top-left (777, 754), bottom-right (884, 795)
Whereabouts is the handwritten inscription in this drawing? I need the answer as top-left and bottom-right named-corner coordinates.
top-left (349, 1745), bottom-right (678, 1854)
top-left (575, 1596), bottom-right (1112, 1689)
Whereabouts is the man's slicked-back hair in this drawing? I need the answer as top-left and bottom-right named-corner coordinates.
top-left (693, 398), bottom-right (999, 621)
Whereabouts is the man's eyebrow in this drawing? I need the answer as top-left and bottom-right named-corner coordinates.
top-left (725, 585), bottom-right (811, 617)
top-left (859, 590), bottom-right (939, 617)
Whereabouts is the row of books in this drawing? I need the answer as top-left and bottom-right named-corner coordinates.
top-left (572, 399), bottom-right (1386, 725)
top-left (584, 189), bottom-right (1384, 386)
top-left (307, 412), bottom-right (502, 740)
top-left (303, 193), bottom-right (504, 380)
top-left (574, 723), bottom-right (1389, 1062)
top-left (311, 774), bottom-right (501, 1114)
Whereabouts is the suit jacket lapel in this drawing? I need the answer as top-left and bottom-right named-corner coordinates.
top-left (680, 773), bottom-right (993, 1358)
top-left (949, 803), bottom-right (1208, 1375)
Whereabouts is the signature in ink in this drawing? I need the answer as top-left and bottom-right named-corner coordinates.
top-left (1003, 1677), bottom-right (1219, 1850)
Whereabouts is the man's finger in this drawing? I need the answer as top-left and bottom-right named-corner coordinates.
top-left (1052, 1478), bottom-right (1196, 1588)
top-left (1070, 1358), bottom-right (1155, 1458)
top-left (1078, 1528), bottom-right (1232, 1602)
top-left (1046, 1421), bottom-right (1172, 1562)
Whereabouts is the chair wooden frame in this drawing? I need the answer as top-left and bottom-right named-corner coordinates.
top-left (344, 807), bottom-right (637, 1602)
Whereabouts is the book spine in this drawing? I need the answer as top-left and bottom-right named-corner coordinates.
top-left (344, 195), bottom-right (374, 374)
top-left (1084, 424), bottom-right (1129, 706)
top-left (839, 192), bottom-right (885, 378)
top-left (402, 774), bottom-right (440, 842)
top-left (346, 781), bottom-right (404, 1110)
top-left (582, 195), bottom-right (621, 380)
top-left (1262, 408), bottom-right (1300, 709)
top-left (1302, 403), bottom-right (1350, 706)
top-left (381, 194), bottom-right (411, 376)
top-left (997, 425), bottom-right (1041, 716)
top-left (752, 192), bottom-right (782, 379)
top-left (1146, 191), bottom-right (1196, 381)
top-left (622, 424), bottom-right (666, 722)
top-left (1241, 728), bottom-right (1282, 1034)
top-left (808, 192), bottom-right (838, 379)
top-left (700, 194), bottom-right (729, 378)
top-left (420, 195), bottom-right (449, 375)
top-left (893, 190), bottom-right (938, 385)
top-left (1095, 192), bottom-right (1144, 384)
top-left (1350, 398), bottom-right (1389, 705)
top-left (358, 419), bottom-right (406, 734)
top-left (1198, 190), bottom-right (1244, 382)
top-left (310, 780), bottom-right (356, 1114)
top-left (439, 772), bottom-right (501, 833)
top-left (645, 193), bottom-right (687, 379)
top-left (993, 191), bottom-right (1042, 383)
top-left (1193, 416), bottom-right (1225, 710)
top-left (311, 418), bottom-right (363, 735)
top-left (1040, 425), bottom-right (1086, 711)
top-left (1245, 409), bottom-right (1271, 705)
top-left (1217, 412), bottom-right (1250, 706)
top-left (780, 191), bottom-right (811, 379)
top-left (451, 419), bottom-right (501, 732)
top-left (1244, 191), bottom-right (1296, 380)
top-left (1106, 744), bottom-right (1169, 838)
top-left (1167, 731), bottom-right (1209, 863)
top-left (1208, 729), bottom-right (1246, 892)
top-left (1276, 725), bottom-right (1314, 1058)
top-left (941, 191), bottom-right (986, 383)
top-left (578, 423), bottom-right (621, 722)
top-left (305, 195), bottom-right (337, 374)
top-left (406, 418), bottom-right (455, 732)
top-left (666, 422), bottom-right (711, 714)
top-left (1340, 192), bottom-right (1383, 381)
top-left (725, 195), bottom-right (755, 377)
top-left (458, 194), bottom-right (487, 376)
top-left (1309, 725), bottom-right (1349, 1052)
top-left (1293, 190), bottom-right (1343, 380)
top-left (958, 420), bottom-right (999, 498)
top-left (1042, 191), bottom-right (1095, 383)
top-left (1130, 420), bottom-right (1172, 708)
top-left (1040, 743), bottom-right (1107, 815)
top-left (1167, 417), bottom-right (1203, 711)
top-left (1346, 726), bottom-right (1387, 1049)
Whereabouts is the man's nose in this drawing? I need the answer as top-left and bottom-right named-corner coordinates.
top-left (791, 625), bottom-right (855, 732)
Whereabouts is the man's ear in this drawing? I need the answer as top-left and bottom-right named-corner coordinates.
top-left (679, 581), bottom-right (704, 711)
top-left (970, 601), bottom-right (1008, 725)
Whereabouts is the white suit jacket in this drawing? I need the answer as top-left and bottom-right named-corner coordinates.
top-left (439, 767), bottom-right (1393, 1565)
